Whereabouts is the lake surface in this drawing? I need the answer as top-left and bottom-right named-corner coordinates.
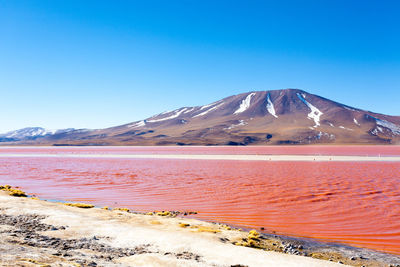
top-left (1, 146), bottom-right (400, 255)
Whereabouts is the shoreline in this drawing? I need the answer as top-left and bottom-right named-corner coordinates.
top-left (1, 189), bottom-right (400, 266)
top-left (1, 153), bottom-right (400, 162)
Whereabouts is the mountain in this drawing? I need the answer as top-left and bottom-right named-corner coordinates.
top-left (2, 89), bottom-right (400, 145)
top-left (0, 127), bottom-right (76, 142)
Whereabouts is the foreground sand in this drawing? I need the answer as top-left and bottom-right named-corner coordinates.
top-left (0, 191), bottom-right (355, 267)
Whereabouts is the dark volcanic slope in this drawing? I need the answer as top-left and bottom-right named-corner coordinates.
top-left (6, 89), bottom-right (400, 145)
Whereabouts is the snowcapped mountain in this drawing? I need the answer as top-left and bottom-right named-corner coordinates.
top-left (2, 89), bottom-right (400, 145)
top-left (0, 127), bottom-right (75, 142)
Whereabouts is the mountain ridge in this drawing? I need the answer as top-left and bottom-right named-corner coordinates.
top-left (0, 127), bottom-right (76, 142)
top-left (2, 89), bottom-right (400, 145)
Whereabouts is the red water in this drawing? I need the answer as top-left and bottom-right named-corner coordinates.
top-left (1, 146), bottom-right (400, 255)
top-left (1, 145), bottom-right (400, 156)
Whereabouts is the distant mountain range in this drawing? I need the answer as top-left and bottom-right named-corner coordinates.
top-left (0, 127), bottom-right (76, 142)
top-left (2, 89), bottom-right (400, 145)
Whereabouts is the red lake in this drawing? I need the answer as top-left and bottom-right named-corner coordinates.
top-left (1, 146), bottom-right (399, 255)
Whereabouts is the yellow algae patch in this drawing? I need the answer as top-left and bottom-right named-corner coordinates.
top-left (179, 223), bottom-right (190, 228)
top-left (185, 211), bottom-right (198, 215)
top-left (235, 239), bottom-right (259, 248)
top-left (191, 225), bottom-right (221, 233)
top-left (150, 220), bottom-right (162, 225)
top-left (235, 240), bottom-right (253, 248)
top-left (234, 230), bottom-right (266, 249)
top-left (64, 203), bottom-right (94, 208)
top-left (113, 207), bottom-right (130, 212)
top-left (0, 185), bottom-right (12, 190)
top-left (248, 230), bottom-right (260, 240)
top-left (1, 185), bottom-right (27, 197)
top-left (147, 210), bottom-right (196, 217)
top-left (30, 197), bottom-right (40, 200)
top-left (221, 224), bottom-right (231, 230)
top-left (233, 231), bottom-right (287, 252)
top-left (8, 189), bottom-right (28, 197)
top-left (102, 206), bottom-right (109, 210)
top-left (20, 258), bottom-right (51, 266)
top-left (20, 258), bottom-right (39, 264)
top-left (156, 211), bottom-right (172, 217)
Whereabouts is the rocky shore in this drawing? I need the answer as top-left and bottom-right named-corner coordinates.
top-left (0, 187), bottom-right (399, 267)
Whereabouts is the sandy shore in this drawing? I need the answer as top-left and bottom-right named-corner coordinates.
top-left (1, 153), bottom-right (400, 161)
top-left (0, 191), bottom-right (357, 267)
top-left (2, 190), bottom-right (400, 267)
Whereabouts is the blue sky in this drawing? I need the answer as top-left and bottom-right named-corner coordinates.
top-left (0, 0), bottom-right (399, 132)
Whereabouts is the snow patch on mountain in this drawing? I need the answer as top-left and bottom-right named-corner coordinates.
top-left (353, 118), bottom-right (360, 126)
top-left (234, 93), bottom-right (256, 114)
top-left (53, 128), bottom-right (77, 134)
top-left (160, 109), bottom-right (174, 115)
top-left (366, 115), bottom-right (400, 135)
top-left (193, 102), bottom-right (224, 118)
top-left (266, 94), bottom-right (278, 118)
top-left (339, 126), bottom-right (354, 131)
top-left (296, 93), bottom-right (323, 127)
top-left (200, 100), bottom-right (223, 111)
top-left (224, 120), bottom-right (247, 130)
top-left (147, 108), bottom-right (188, 123)
top-left (183, 107), bottom-right (195, 113)
top-left (128, 120), bottom-right (146, 128)
top-left (317, 131), bottom-right (335, 140)
top-left (376, 118), bottom-right (400, 135)
top-left (371, 129), bottom-right (378, 135)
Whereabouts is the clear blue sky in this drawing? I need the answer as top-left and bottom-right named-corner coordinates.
top-left (1, 0), bottom-right (399, 132)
